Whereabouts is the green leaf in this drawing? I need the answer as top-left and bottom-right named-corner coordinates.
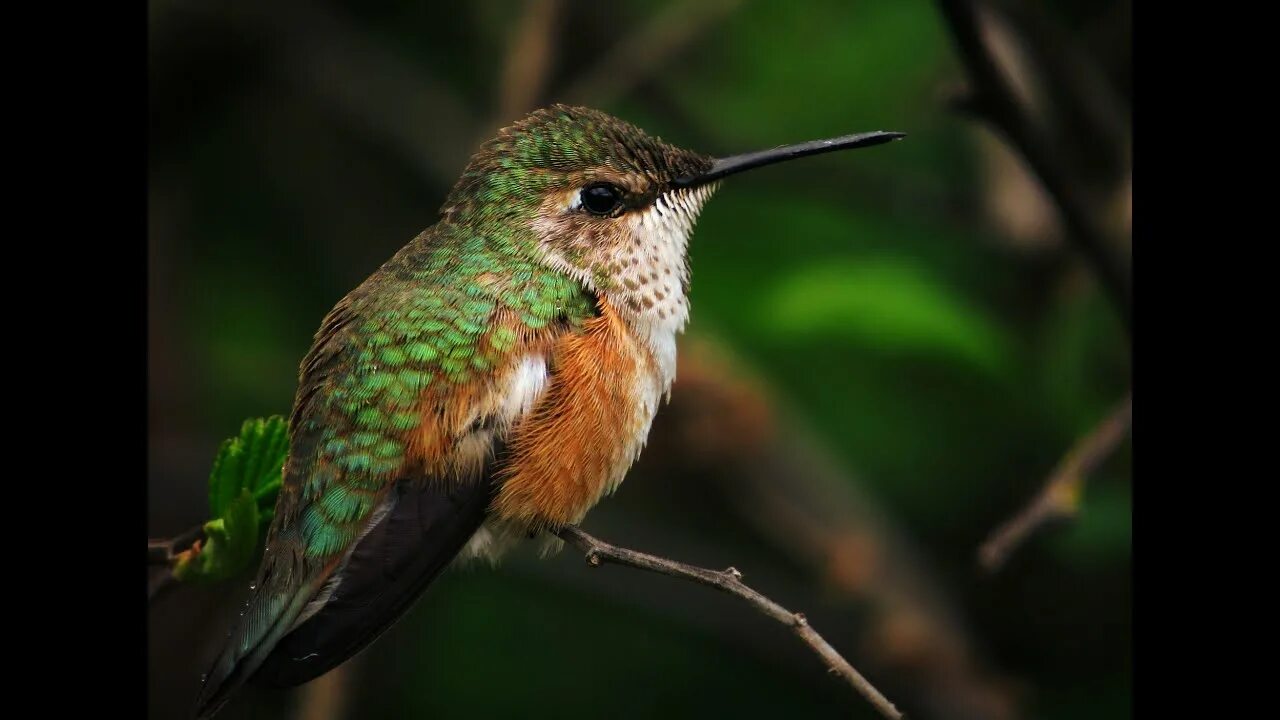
top-left (173, 489), bottom-right (261, 583)
top-left (170, 415), bottom-right (288, 586)
top-left (760, 258), bottom-right (1014, 377)
top-left (207, 415), bottom-right (289, 517)
top-left (207, 437), bottom-right (240, 521)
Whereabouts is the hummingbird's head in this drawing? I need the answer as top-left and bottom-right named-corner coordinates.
top-left (442, 105), bottom-right (716, 321)
top-left (442, 104), bottom-right (902, 332)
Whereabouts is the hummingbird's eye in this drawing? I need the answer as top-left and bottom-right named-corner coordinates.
top-left (580, 183), bottom-right (624, 216)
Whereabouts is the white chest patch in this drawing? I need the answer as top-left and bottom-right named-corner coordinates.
top-left (499, 354), bottom-right (548, 423)
top-left (455, 353), bottom-right (550, 565)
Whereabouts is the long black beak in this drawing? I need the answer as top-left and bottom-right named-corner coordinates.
top-left (670, 131), bottom-right (905, 188)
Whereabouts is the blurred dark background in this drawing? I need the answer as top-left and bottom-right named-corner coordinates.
top-left (148, 1), bottom-right (1131, 718)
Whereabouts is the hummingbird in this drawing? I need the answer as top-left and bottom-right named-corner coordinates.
top-left (193, 104), bottom-right (902, 718)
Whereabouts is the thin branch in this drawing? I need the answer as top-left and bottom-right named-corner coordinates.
top-left (556, 525), bottom-right (904, 720)
top-left (937, 0), bottom-right (1131, 331)
top-left (979, 394), bottom-right (1132, 573)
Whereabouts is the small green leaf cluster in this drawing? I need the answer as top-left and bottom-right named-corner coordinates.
top-left (172, 416), bottom-right (288, 583)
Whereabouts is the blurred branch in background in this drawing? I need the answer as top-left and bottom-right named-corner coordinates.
top-left (937, 0), bottom-right (1131, 330)
top-left (493, 0), bottom-right (563, 133)
top-left (163, 0), bottom-right (481, 185)
top-left (979, 394), bottom-right (1132, 573)
top-left (937, 0), bottom-right (1131, 580)
top-left (491, 0), bottom-right (743, 146)
top-left (296, 661), bottom-right (355, 720)
top-left (994, 1), bottom-right (1129, 156)
top-left (561, 0), bottom-right (743, 109)
top-left (557, 524), bottom-right (903, 720)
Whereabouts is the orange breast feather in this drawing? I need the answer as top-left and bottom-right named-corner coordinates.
top-left (493, 298), bottom-right (657, 530)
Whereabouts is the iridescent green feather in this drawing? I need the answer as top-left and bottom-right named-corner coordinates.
top-left (282, 221), bottom-right (595, 560)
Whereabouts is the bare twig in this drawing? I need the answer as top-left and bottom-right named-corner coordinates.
top-left (937, 0), bottom-right (1131, 330)
top-left (556, 524), bottom-right (904, 720)
top-left (979, 394), bottom-right (1132, 572)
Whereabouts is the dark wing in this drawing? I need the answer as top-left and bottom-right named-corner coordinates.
top-left (251, 453), bottom-right (501, 687)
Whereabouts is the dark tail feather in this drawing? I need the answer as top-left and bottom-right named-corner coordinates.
top-left (191, 560), bottom-right (318, 719)
top-left (252, 476), bottom-right (494, 687)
